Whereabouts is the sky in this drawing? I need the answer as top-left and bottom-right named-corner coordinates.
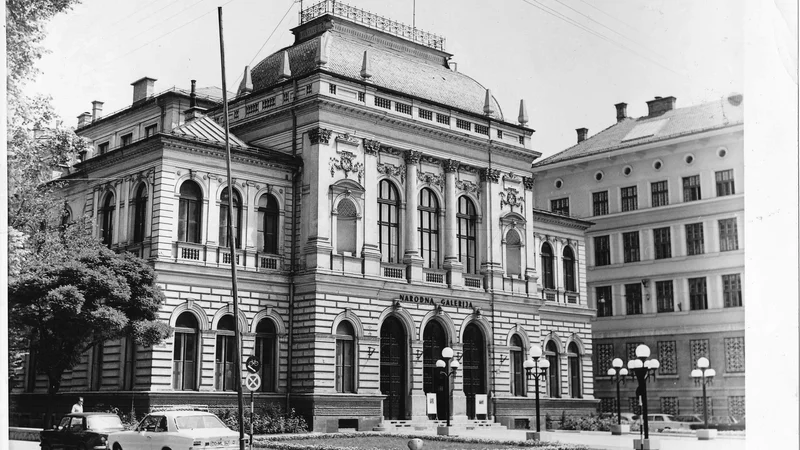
top-left (28, 0), bottom-right (744, 159)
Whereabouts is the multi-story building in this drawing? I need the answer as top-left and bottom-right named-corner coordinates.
top-left (531, 95), bottom-right (745, 419)
top-left (11, 1), bottom-right (599, 431)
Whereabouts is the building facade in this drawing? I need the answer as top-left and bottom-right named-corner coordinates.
top-left (531, 95), bottom-right (745, 419)
top-left (11, 2), bottom-right (599, 431)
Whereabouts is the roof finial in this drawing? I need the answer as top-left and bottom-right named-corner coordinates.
top-left (278, 51), bottom-right (292, 81)
top-left (483, 89), bottom-right (495, 116)
top-left (237, 66), bottom-right (253, 96)
top-left (360, 50), bottom-right (372, 79)
top-left (518, 99), bottom-right (528, 126)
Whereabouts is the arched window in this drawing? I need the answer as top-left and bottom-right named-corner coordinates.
top-left (378, 180), bottom-right (400, 263)
top-left (336, 198), bottom-right (358, 255)
top-left (506, 229), bottom-right (522, 276)
top-left (219, 188), bottom-right (242, 249)
top-left (178, 181), bottom-right (203, 243)
top-left (568, 342), bottom-right (582, 398)
top-left (545, 340), bottom-right (560, 398)
top-left (257, 194), bottom-right (279, 253)
top-left (215, 315), bottom-right (236, 391)
top-left (173, 312), bottom-right (199, 390)
top-left (418, 188), bottom-right (440, 269)
top-left (255, 319), bottom-right (277, 392)
top-left (100, 193), bottom-right (115, 246)
top-left (457, 197), bottom-right (477, 273)
top-left (563, 246), bottom-right (576, 292)
top-left (335, 321), bottom-right (356, 393)
top-left (541, 243), bottom-right (555, 289)
top-left (133, 184), bottom-right (148, 243)
top-left (463, 323), bottom-right (487, 419)
top-left (510, 334), bottom-right (525, 396)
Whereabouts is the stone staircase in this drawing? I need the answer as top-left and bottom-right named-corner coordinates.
top-left (375, 419), bottom-right (507, 432)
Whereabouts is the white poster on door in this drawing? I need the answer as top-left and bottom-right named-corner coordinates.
top-left (426, 393), bottom-right (438, 414)
top-left (475, 394), bottom-right (488, 415)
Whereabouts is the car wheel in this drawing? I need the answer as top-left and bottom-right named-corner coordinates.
top-left (113, 444), bottom-right (123, 450)
top-left (40, 443), bottom-right (51, 450)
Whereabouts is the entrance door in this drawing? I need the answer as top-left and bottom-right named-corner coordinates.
top-left (423, 321), bottom-right (447, 420)
top-left (462, 323), bottom-right (487, 419)
top-left (380, 316), bottom-right (406, 419)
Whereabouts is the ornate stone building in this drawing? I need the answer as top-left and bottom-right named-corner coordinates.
top-left (12, 1), bottom-right (598, 431)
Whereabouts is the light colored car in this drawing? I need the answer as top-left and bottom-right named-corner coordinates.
top-left (646, 413), bottom-right (681, 431)
top-left (674, 414), bottom-right (705, 428)
top-left (108, 410), bottom-right (240, 450)
top-left (619, 413), bottom-right (640, 424)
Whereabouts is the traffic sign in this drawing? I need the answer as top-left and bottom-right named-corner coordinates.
top-left (245, 373), bottom-right (261, 391)
top-left (245, 356), bottom-right (261, 373)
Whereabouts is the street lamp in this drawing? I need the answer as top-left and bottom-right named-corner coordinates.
top-left (627, 344), bottom-right (659, 448)
top-left (691, 357), bottom-right (716, 440)
top-left (606, 358), bottom-right (628, 435)
top-left (435, 347), bottom-right (459, 428)
top-left (523, 344), bottom-right (550, 439)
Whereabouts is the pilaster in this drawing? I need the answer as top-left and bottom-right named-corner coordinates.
top-left (361, 139), bottom-right (382, 275)
top-left (479, 168), bottom-right (503, 289)
top-left (403, 150), bottom-right (423, 282)
top-left (303, 127), bottom-right (334, 270)
top-left (442, 160), bottom-right (463, 286)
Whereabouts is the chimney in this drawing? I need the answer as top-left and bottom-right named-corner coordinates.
top-left (576, 128), bottom-right (588, 143)
top-left (77, 112), bottom-right (92, 128)
top-left (646, 96), bottom-right (676, 117)
top-left (190, 80), bottom-right (197, 107)
top-left (131, 77), bottom-right (157, 104)
top-left (91, 101), bottom-right (104, 122)
top-left (614, 102), bottom-right (627, 122)
top-left (185, 80), bottom-right (207, 121)
top-left (237, 67), bottom-right (253, 96)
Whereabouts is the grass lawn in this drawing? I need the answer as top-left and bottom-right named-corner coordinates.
top-left (256, 433), bottom-right (587, 450)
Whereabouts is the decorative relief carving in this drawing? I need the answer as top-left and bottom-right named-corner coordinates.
top-left (330, 150), bottom-right (364, 183)
top-left (421, 155), bottom-right (441, 165)
top-left (380, 145), bottom-right (403, 156)
top-left (455, 179), bottom-right (479, 197)
top-left (377, 162), bottom-right (405, 183)
top-left (523, 176), bottom-right (535, 190)
top-left (308, 127), bottom-right (332, 145)
top-left (503, 172), bottom-right (521, 182)
top-left (335, 133), bottom-right (359, 146)
top-left (443, 159), bottom-right (459, 173)
top-left (363, 138), bottom-right (381, 155)
top-left (417, 171), bottom-right (444, 188)
top-left (479, 168), bottom-right (500, 183)
top-left (404, 150), bottom-right (422, 164)
top-left (459, 164), bottom-right (479, 174)
top-left (499, 186), bottom-right (524, 210)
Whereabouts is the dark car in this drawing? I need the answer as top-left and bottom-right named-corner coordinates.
top-left (40, 412), bottom-right (125, 450)
top-left (688, 415), bottom-right (745, 431)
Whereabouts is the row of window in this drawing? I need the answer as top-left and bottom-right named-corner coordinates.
top-left (592, 218), bottom-right (739, 267)
top-left (599, 395), bottom-right (745, 418)
top-left (595, 273), bottom-right (742, 317)
top-left (551, 169), bottom-right (736, 217)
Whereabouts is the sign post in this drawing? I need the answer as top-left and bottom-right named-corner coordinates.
top-left (244, 372), bottom-right (261, 450)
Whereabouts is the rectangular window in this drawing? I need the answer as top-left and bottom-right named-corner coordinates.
top-left (262, 97), bottom-right (276, 109)
top-left (551, 197), bottom-right (570, 216)
top-left (622, 231), bottom-right (640, 263)
top-left (657, 341), bottom-right (677, 374)
top-left (719, 218), bottom-right (739, 251)
top-left (395, 101), bottom-right (412, 115)
top-left (335, 339), bottom-right (355, 393)
top-left (653, 227), bottom-right (672, 259)
top-left (98, 142), bottom-right (109, 155)
top-left (306, 85), bottom-right (313, 95)
top-left (689, 277), bottom-right (708, 310)
top-left (625, 283), bottom-right (643, 315)
top-left (374, 96), bottom-right (391, 109)
top-left (595, 343), bottom-right (614, 376)
top-left (436, 113), bottom-right (450, 125)
top-left (120, 133), bottom-right (133, 147)
top-left (685, 223), bottom-right (704, 256)
top-left (144, 124), bottom-right (157, 137)
top-left (475, 124), bottom-right (489, 135)
top-left (419, 108), bottom-right (433, 120)
top-left (518, 135), bottom-right (524, 145)
top-left (683, 175), bottom-right (701, 201)
top-left (596, 286), bottom-right (612, 317)
top-left (497, 129), bottom-right (503, 139)
top-left (357, 91), bottom-right (365, 102)
top-left (716, 169), bottom-right (735, 196)
top-left (593, 191), bottom-right (609, 216)
top-left (282, 92), bottom-right (290, 103)
top-left (456, 118), bottom-right (472, 131)
top-left (594, 235), bottom-right (611, 266)
top-left (329, 84), bottom-right (337, 94)
top-left (656, 280), bottom-right (674, 312)
top-left (621, 186), bottom-right (638, 212)
top-left (723, 274), bottom-right (742, 307)
top-left (725, 337), bottom-right (745, 373)
top-left (651, 180), bottom-right (669, 207)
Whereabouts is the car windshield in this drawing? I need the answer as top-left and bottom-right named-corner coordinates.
top-left (87, 416), bottom-right (125, 430)
top-left (175, 415), bottom-right (228, 430)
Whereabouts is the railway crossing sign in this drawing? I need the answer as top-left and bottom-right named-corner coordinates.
top-left (245, 373), bottom-right (261, 391)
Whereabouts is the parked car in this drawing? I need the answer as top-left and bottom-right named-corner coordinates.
top-left (620, 413), bottom-right (640, 424)
top-left (689, 415), bottom-right (745, 431)
top-left (108, 410), bottom-right (239, 450)
top-left (674, 414), bottom-right (705, 429)
top-left (40, 412), bottom-right (125, 450)
top-left (646, 414), bottom-right (681, 431)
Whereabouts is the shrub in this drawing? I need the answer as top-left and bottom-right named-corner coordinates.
top-left (560, 413), bottom-right (617, 432)
top-left (213, 404), bottom-right (308, 434)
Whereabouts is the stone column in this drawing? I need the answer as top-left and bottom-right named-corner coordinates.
top-left (120, 177), bottom-right (131, 244)
top-left (443, 160), bottom-right (463, 286)
top-left (362, 139), bottom-right (382, 276)
top-left (403, 150), bottom-right (423, 282)
top-left (113, 181), bottom-right (122, 245)
top-left (479, 168), bottom-right (503, 290)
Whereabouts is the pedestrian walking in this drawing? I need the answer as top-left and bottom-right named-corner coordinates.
top-left (71, 397), bottom-right (84, 413)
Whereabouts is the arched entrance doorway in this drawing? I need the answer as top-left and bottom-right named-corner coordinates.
top-left (380, 316), bottom-right (407, 419)
top-left (462, 323), bottom-right (487, 419)
top-left (423, 320), bottom-right (447, 420)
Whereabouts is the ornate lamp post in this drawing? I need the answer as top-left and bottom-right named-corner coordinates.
top-left (523, 344), bottom-right (550, 440)
top-left (627, 344), bottom-right (659, 450)
top-left (691, 357), bottom-right (716, 441)
top-left (607, 357), bottom-right (629, 435)
top-left (435, 347), bottom-right (460, 432)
